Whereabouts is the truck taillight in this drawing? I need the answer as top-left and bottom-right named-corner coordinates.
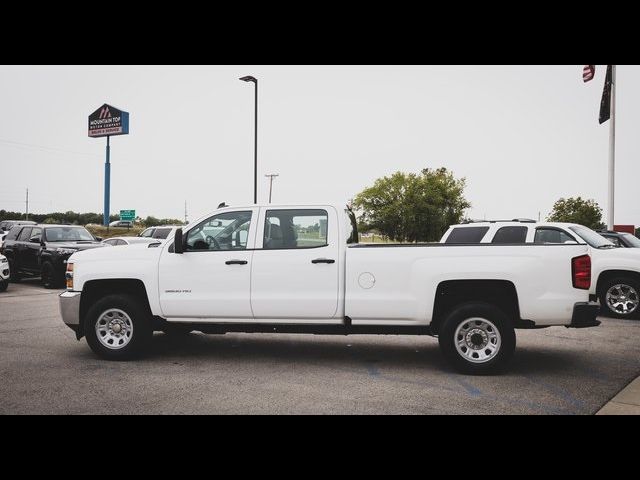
top-left (66, 263), bottom-right (74, 290)
top-left (572, 255), bottom-right (591, 290)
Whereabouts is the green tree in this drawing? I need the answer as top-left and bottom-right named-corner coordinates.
top-left (547, 197), bottom-right (605, 230)
top-left (353, 167), bottom-right (470, 242)
top-left (636, 227), bottom-right (640, 238)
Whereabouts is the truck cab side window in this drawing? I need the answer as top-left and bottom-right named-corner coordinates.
top-left (263, 209), bottom-right (328, 249)
top-left (185, 211), bottom-right (252, 252)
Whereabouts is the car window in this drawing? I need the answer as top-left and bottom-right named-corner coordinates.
top-left (534, 228), bottom-right (575, 244)
top-left (186, 211), bottom-right (252, 251)
top-left (5, 227), bottom-right (22, 241)
top-left (140, 228), bottom-right (153, 238)
top-left (29, 227), bottom-right (43, 243)
top-left (605, 236), bottom-right (621, 247)
top-left (152, 228), bottom-right (172, 239)
top-left (444, 227), bottom-right (490, 244)
top-left (18, 227), bottom-right (32, 242)
top-left (491, 226), bottom-right (528, 244)
top-left (620, 233), bottom-right (640, 248)
top-left (263, 209), bottom-right (328, 249)
top-left (104, 239), bottom-right (117, 246)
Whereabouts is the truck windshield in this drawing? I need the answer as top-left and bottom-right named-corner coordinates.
top-left (568, 225), bottom-right (616, 249)
top-left (45, 227), bottom-right (95, 242)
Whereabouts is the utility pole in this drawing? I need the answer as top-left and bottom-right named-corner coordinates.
top-left (184, 200), bottom-right (188, 224)
top-left (239, 76), bottom-right (258, 204)
top-left (25, 188), bottom-right (29, 221)
top-left (265, 174), bottom-right (279, 203)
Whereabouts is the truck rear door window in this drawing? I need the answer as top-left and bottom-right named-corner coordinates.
top-left (445, 227), bottom-right (490, 244)
top-left (492, 226), bottom-right (527, 244)
top-left (264, 209), bottom-right (328, 249)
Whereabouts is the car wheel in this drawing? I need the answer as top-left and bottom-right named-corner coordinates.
top-left (438, 302), bottom-right (516, 375)
top-left (0, 280), bottom-right (7, 292)
top-left (41, 262), bottom-right (57, 289)
top-left (8, 259), bottom-right (20, 283)
top-left (599, 277), bottom-right (640, 320)
top-left (84, 294), bottom-right (153, 360)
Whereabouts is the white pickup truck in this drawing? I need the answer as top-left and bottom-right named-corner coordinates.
top-left (441, 220), bottom-right (640, 320)
top-left (59, 204), bottom-right (599, 374)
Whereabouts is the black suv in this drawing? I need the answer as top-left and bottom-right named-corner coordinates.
top-left (0, 224), bottom-right (105, 288)
top-left (597, 230), bottom-right (640, 248)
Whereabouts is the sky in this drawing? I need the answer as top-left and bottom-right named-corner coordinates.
top-left (1, 65), bottom-right (639, 225)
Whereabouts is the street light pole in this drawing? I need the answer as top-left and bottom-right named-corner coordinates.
top-left (265, 173), bottom-right (279, 203)
top-left (240, 75), bottom-right (258, 204)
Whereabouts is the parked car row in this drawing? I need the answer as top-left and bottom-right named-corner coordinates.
top-left (441, 220), bottom-right (640, 319)
top-left (0, 220), bottom-right (178, 291)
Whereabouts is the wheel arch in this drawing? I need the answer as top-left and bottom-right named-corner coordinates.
top-left (79, 279), bottom-right (152, 339)
top-left (595, 270), bottom-right (640, 296)
top-left (431, 280), bottom-right (521, 334)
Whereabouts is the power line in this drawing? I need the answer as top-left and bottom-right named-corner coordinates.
top-left (0, 138), bottom-right (100, 157)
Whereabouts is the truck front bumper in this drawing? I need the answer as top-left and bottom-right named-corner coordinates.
top-left (567, 302), bottom-right (601, 328)
top-left (59, 291), bottom-right (82, 334)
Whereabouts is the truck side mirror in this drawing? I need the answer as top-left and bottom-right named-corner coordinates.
top-left (174, 228), bottom-right (184, 254)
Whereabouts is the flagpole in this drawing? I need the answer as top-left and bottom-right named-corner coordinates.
top-left (607, 65), bottom-right (616, 230)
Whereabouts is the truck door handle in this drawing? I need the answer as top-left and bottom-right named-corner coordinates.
top-left (311, 258), bottom-right (335, 264)
top-left (225, 259), bottom-right (248, 265)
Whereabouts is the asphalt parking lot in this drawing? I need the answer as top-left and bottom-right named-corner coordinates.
top-left (1, 279), bottom-right (640, 414)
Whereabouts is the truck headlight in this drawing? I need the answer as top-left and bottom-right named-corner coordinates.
top-left (66, 263), bottom-right (74, 290)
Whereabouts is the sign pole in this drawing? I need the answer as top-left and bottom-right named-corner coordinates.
top-left (607, 65), bottom-right (616, 230)
top-left (104, 135), bottom-right (111, 226)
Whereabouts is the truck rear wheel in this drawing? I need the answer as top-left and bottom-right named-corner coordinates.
top-left (84, 294), bottom-right (153, 360)
top-left (438, 302), bottom-right (516, 375)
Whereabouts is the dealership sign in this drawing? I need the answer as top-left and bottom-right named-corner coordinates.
top-left (88, 104), bottom-right (130, 138)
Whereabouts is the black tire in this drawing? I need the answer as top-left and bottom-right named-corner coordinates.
top-left (438, 302), bottom-right (516, 375)
top-left (84, 294), bottom-right (153, 360)
top-left (162, 324), bottom-right (194, 336)
top-left (41, 262), bottom-right (59, 289)
top-left (0, 280), bottom-right (7, 292)
top-left (7, 258), bottom-right (20, 283)
top-left (599, 276), bottom-right (640, 320)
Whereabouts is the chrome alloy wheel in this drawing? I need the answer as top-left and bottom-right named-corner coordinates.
top-left (96, 309), bottom-right (134, 350)
top-left (454, 317), bottom-right (502, 363)
top-left (606, 284), bottom-right (639, 315)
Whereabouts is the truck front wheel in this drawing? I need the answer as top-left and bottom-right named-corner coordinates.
top-left (84, 294), bottom-right (153, 360)
top-left (438, 302), bottom-right (516, 375)
top-left (599, 277), bottom-right (640, 320)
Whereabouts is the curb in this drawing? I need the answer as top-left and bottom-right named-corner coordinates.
top-left (596, 376), bottom-right (640, 415)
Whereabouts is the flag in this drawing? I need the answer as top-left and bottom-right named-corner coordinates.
top-left (583, 65), bottom-right (595, 82)
top-left (599, 65), bottom-right (613, 124)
